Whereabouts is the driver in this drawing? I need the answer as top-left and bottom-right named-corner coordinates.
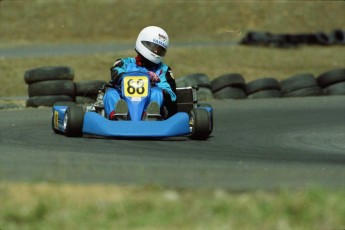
top-left (103, 26), bottom-right (177, 120)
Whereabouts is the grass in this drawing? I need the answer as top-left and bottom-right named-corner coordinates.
top-left (1, 1), bottom-right (344, 44)
top-left (0, 182), bottom-right (344, 230)
top-left (1, 1), bottom-right (344, 96)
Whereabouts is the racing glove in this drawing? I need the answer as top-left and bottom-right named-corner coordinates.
top-left (148, 71), bottom-right (160, 84)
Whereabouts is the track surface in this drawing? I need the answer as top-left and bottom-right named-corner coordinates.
top-left (1, 96), bottom-right (345, 190)
top-left (0, 41), bottom-right (236, 58)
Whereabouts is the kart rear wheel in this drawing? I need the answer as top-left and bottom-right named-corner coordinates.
top-left (190, 108), bottom-right (211, 140)
top-left (198, 103), bottom-right (213, 134)
top-left (64, 105), bottom-right (84, 137)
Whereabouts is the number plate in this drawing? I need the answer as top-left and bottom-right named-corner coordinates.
top-left (123, 76), bottom-right (149, 98)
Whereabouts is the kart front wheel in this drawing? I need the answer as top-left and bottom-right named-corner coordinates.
top-left (64, 105), bottom-right (84, 137)
top-left (190, 108), bottom-right (211, 140)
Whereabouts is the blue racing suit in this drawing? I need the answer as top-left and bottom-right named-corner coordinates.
top-left (103, 57), bottom-right (177, 118)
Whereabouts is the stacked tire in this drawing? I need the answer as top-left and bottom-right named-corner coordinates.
top-left (209, 70), bottom-right (345, 99)
top-left (316, 68), bottom-right (345, 96)
top-left (24, 66), bottom-right (345, 107)
top-left (280, 73), bottom-right (322, 97)
top-left (211, 73), bottom-right (246, 99)
top-left (25, 66), bottom-right (75, 107)
top-left (176, 73), bottom-right (213, 101)
top-left (246, 77), bottom-right (281, 99)
top-left (240, 29), bottom-right (345, 48)
top-left (75, 80), bottom-right (107, 104)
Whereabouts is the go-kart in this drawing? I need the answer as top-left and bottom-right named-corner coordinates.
top-left (52, 71), bottom-right (213, 140)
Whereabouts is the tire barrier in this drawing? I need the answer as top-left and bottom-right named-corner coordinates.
top-left (210, 73), bottom-right (246, 99)
top-left (75, 80), bottom-right (107, 104)
top-left (207, 68), bottom-right (345, 99)
top-left (24, 67), bottom-right (345, 107)
top-left (24, 66), bottom-right (107, 107)
top-left (178, 68), bottom-right (345, 100)
top-left (24, 66), bottom-right (74, 84)
top-left (176, 73), bottom-right (214, 101)
top-left (25, 66), bottom-right (75, 107)
top-left (245, 78), bottom-right (281, 98)
top-left (26, 95), bottom-right (74, 108)
top-left (240, 29), bottom-right (345, 48)
top-left (280, 73), bottom-right (321, 97)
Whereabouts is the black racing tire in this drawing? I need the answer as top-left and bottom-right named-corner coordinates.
top-left (331, 29), bottom-right (345, 44)
top-left (177, 103), bottom-right (194, 114)
top-left (196, 87), bottom-right (214, 101)
top-left (287, 33), bottom-right (316, 45)
top-left (245, 77), bottom-right (281, 95)
top-left (316, 68), bottom-right (345, 88)
top-left (303, 33), bottom-right (319, 45)
top-left (197, 103), bottom-right (213, 135)
top-left (175, 76), bottom-right (188, 88)
top-left (75, 80), bottom-right (107, 97)
top-left (323, 82), bottom-right (345, 96)
top-left (211, 73), bottom-right (246, 92)
top-left (75, 96), bottom-right (97, 104)
top-left (269, 34), bottom-right (291, 48)
top-left (64, 105), bottom-right (84, 137)
top-left (283, 86), bottom-right (323, 97)
top-left (26, 95), bottom-right (74, 107)
top-left (315, 32), bottom-right (334, 46)
top-left (24, 66), bottom-right (74, 84)
top-left (213, 86), bottom-right (246, 99)
top-left (240, 31), bottom-right (271, 46)
top-left (180, 73), bottom-right (211, 89)
top-left (247, 89), bottom-right (282, 99)
top-left (283, 34), bottom-right (299, 45)
top-left (190, 108), bottom-right (211, 140)
top-left (280, 73), bottom-right (317, 94)
top-left (28, 80), bottom-right (75, 97)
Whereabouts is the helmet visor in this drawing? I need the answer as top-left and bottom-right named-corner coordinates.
top-left (142, 41), bottom-right (167, 57)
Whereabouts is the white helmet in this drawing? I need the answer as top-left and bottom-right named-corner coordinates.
top-left (135, 26), bottom-right (169, 64)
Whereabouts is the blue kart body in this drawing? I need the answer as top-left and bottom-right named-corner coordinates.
top-left (52, 72), bottom-right (195, 138)
top-left (52, 71), bottom-right (213, 139)
top-left (53, 105), bottom-right (191, 138)
top-left (82, 111), bottom-right (190, 137)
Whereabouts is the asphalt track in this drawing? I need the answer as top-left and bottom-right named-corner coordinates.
top-left (0, 41), bottom-right (237, 58)
top-left (1, 96), bottom-right (345, 190)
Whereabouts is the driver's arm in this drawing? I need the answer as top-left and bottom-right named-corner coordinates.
top-left (110, 59), bottom-right (125, 86)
